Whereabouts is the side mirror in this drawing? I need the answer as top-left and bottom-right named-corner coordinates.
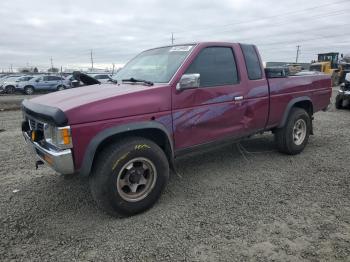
top-left (176, 73), bottom-right (200, 91)
top-left (345, 73), bottom-right (350, 82)
top-left (35, 79), bottom-right (40, 82)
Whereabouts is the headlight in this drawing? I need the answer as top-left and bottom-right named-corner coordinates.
top-left (44, 124), bottom-right (72, 149)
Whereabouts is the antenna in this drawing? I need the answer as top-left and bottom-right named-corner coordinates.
top-left (112, 63), bottom-right (115, 75)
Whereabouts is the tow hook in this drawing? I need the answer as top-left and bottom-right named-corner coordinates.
top-left (35, 160), bottom-right (44, 170)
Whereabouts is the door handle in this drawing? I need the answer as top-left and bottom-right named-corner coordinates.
top-left (234, 96), bottom-right (244, 101)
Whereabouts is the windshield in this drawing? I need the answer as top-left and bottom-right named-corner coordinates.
top-left (112, 45), bottom-right (194, 84)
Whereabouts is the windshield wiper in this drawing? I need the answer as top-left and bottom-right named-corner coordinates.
top-left (122, 78), bottom-right (154, 86)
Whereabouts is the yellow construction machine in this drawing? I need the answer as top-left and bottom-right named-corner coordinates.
top-left (310, 52), bottom-right (340, 86)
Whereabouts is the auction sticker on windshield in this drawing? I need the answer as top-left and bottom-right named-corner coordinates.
top-left (169, 46), bottom-right (193, 52)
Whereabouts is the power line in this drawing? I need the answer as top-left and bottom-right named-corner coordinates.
top-left (173, 0), bottom-right (349, 35)
top-left (175, 8), bottom-right (350, 42)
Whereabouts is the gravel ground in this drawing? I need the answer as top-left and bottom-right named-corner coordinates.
top-left (0, 94), bottom-right (38, 111)
top-left (0, 89), bottom-right (349, 261)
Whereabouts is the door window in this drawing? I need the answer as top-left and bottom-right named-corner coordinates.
top-left (240, 44), bottom-right (263, 80)
top-left (185, 47), bottom-right (239, 87)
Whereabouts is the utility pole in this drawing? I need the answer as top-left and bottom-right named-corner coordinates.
top-left (171, 33), bottom-right (175, 45)
top-left (10, 64), bottom-right (13, 73)
top-left (90, 49), bottom-right (94, 72)
top-left (296, 45), bottom-right (301, 63)
top-left (50, 57), bottom-right (54, 70)
top-left (112, 63), bottom-right (115, 76)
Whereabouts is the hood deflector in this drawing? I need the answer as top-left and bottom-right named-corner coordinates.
top-left (22, 99), bottom-right (68, 126)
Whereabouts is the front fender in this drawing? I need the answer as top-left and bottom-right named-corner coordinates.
top-left (78, 121), bottom-right (174, 177)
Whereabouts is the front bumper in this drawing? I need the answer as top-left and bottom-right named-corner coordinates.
top-left (23, 131), bottom-right (75, 175)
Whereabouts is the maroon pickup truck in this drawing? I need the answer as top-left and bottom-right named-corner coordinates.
top-left (22, 42), bottom-right (331, 216)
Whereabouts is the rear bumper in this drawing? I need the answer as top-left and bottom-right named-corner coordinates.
top-left (23, 131), bottom-right (75, 175)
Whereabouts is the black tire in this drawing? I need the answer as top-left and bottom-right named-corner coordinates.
top-left (275, 108), bottom-right (311, 155)
top-left (5, 85), bottom-right (15, 94)
top-left (335, 94), bottom-right (343, 109)
top-left (24, 86), bottom-right (34, 95)
top-left (89, 137), bottom-right (169, 217)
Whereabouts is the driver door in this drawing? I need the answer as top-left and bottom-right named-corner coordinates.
top-left (172, 45), bottom-right (248, 150)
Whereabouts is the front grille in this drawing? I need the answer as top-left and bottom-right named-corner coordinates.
top-left (28, 118), bottom-right (44, 131)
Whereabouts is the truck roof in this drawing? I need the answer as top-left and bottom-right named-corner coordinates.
top-left (144, 42), bottom-right (254, 52)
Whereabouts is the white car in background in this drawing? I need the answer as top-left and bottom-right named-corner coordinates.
top-left (1, 75), bottom-right (34, 94)
top-left (88, 73), bottom-right (112, 83)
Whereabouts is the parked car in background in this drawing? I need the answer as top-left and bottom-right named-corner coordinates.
top-left (89, 73), bottom-right (112, 83)
top-left (0, 75), bottom-right (34, 94)
top-left (17, 75), bottom-right (70, 95)
top-left (65, 75), bottom-right (84, 88)
top-left (0, 75), bottom-right (23, 93)
top-left (0, 75), bottom-right (22, 84)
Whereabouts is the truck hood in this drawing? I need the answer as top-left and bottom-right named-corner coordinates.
top-left (27, 83), bottom-right (171, 125)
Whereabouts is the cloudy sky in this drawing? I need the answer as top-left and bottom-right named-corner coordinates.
top-left (0, 0), bottom-right (349, 71)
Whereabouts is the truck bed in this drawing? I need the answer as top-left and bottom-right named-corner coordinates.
top-left (266, 74), bottom-right (332, 129)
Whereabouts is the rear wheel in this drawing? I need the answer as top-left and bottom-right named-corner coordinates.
top-left (89, 137), bottom-right (169, 217)
top-left (24, 86), bottom-right (34, 95)
top-left (275, 108), bottom-right (311, 155)
top-left (5, 85), bottom-right (15, 94)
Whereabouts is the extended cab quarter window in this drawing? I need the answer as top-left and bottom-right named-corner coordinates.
top-left (186, 47), bottom-right (238, 87)
top-left (240, 44), bottom-right (263, 80)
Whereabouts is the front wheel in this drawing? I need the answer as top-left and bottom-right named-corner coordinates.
top-left (24, 86), bottom-right (34, 95)
top-left (275, 108), bottom-right (311, 155)
top-left (89, 137), bottom-right (169, 217)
